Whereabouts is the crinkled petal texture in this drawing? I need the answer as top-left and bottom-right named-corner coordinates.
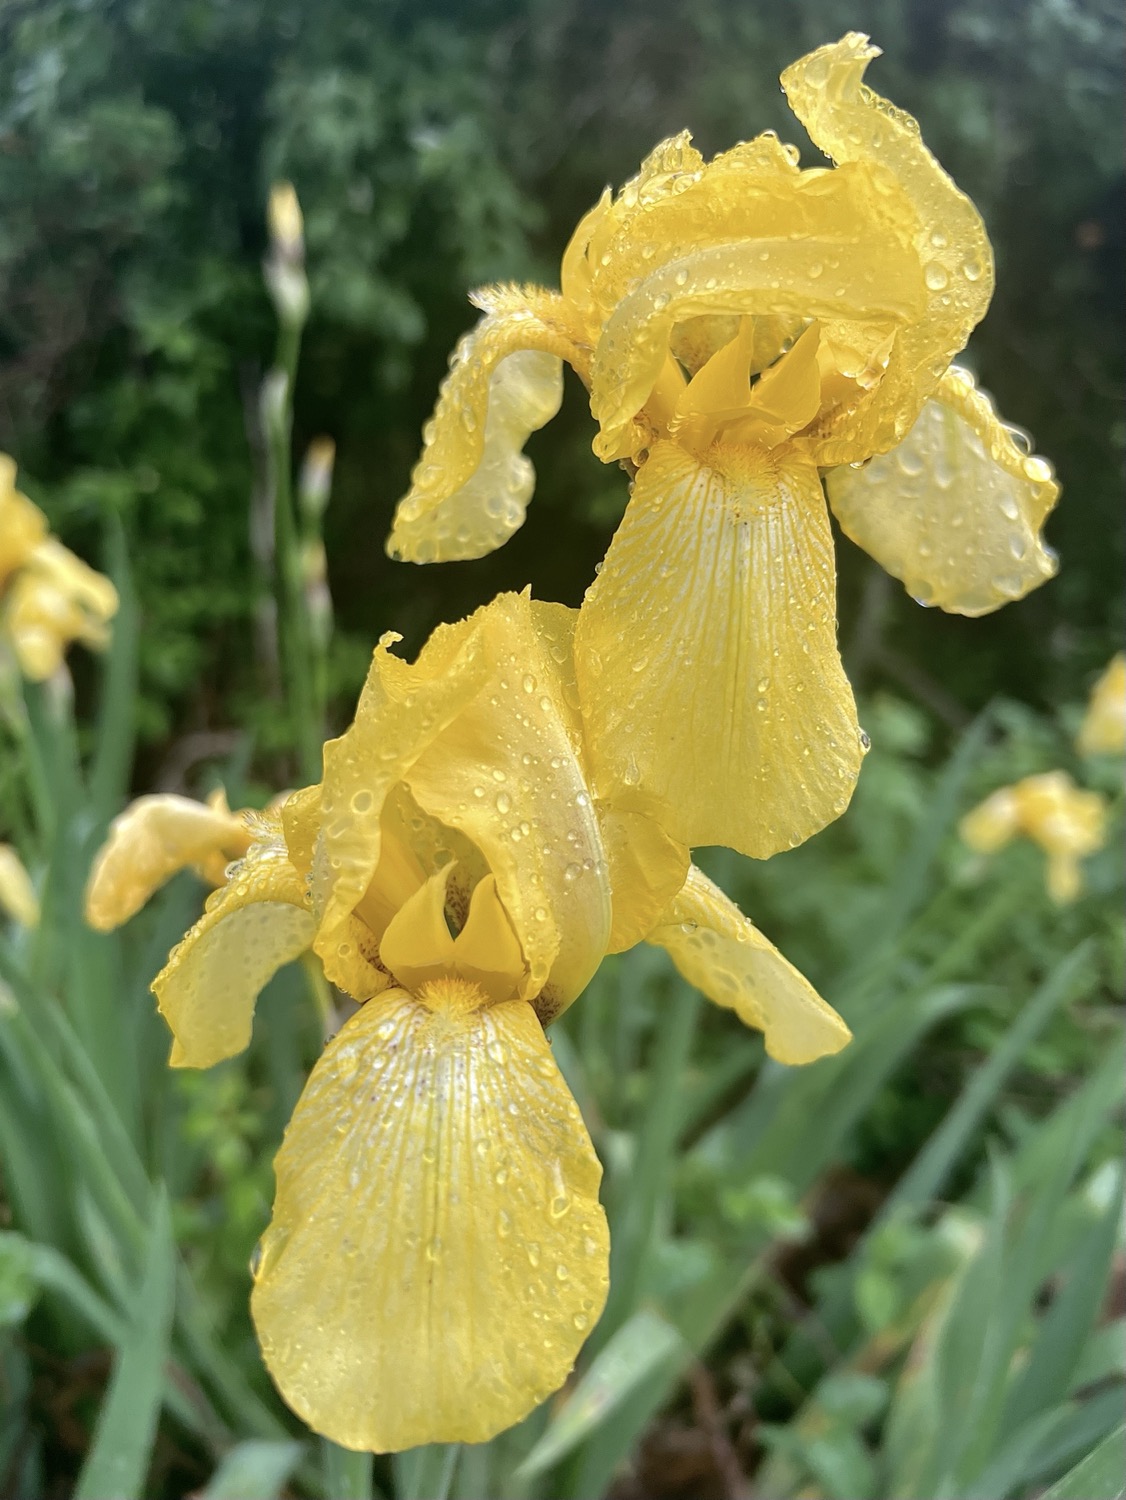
top-left (322, 594), bottom-right (616, 1019)
top-left (646, 867), bottom-right (850, 1064)
top-left (387, 290), bottom-right (585, 563)
top-left (574, 440), bottom-right (863, 858)
top-left (84, 793), bottom-right (251, 931)
top-left (251, 985), bottom-right (609, 1453)
top-left (400, 597), bottom-right (613, 1017)
top-left (782, 33), bottom-right (994, 464)
top-left (589, 223), bottom-right (925, 463)
top-left (152, 831), bottom-right (315, 1069)
top-left (826, 367), bottom-right (1059, 614)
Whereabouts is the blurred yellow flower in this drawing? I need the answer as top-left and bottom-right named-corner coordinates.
top-left (0, 844), bottom-right (39, 929)
top-left (84, 788), bottom-right (258, 932)
top-left (960, 771), bottom-right (1107, 904)
top-left (0, 455), bottom-right (118, 681)
top-left (149, 591), bottom-right (849, 1452)
top-left (386, 34), bottom-right (1058, 861)
top-left (1076, 653), bottom-right (1126, 757)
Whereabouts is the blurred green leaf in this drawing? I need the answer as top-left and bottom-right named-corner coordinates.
top-left (74, 1190), bottom-right (176, 1500)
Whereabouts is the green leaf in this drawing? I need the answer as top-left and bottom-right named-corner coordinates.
top-left (515, 1310), bottom-right (684, 1481)
top-left (201, 1440), bottom-right (305, 1499)
top-left (74, 1190), bottom-right (176, 1500)
top-left (1041, 1422), bottom-right (1126, 1500)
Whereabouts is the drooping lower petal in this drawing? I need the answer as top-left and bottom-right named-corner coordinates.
top-left (574, 440), bottom-right (864, 858)
top-left (251, 984), bottom-right (609, 1453)
top-left (825, 367), bottom-right (1059, 615)
top-left (645, 866), bottom-right (850, 1064)
top-left (85, 793), bottom-right (251, 932)
top-left (152, 837), bottom-right (314, 1068)
top-left (386, 290), bottom-right (585, 564)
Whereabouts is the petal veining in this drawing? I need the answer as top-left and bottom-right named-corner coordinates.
top-left (645, 866), bottom-right (850, 1064)
top-left (386, 291), bottom-right (584, 564)
top-left (152, 834), bottom-right (314, 1069)
top-left (85, 793), bottom-right (251, 932)
top-left (826, 366), bottom-right (1059, 614)
top-left (251, 988), bottom-right (609, 1452)
top-left (574, 440), bottom-right (863, 858)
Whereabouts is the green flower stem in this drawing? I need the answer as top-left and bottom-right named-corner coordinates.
top-left (265, 316), bottom-right (322, 784)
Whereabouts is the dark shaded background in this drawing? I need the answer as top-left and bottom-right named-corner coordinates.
top-left (1, 0), bottom-right (1122, 768)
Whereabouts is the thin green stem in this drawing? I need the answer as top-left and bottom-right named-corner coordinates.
top-left (266, 318), bottom-right (321, 784)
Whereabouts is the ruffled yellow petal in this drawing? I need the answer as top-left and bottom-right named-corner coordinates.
top-left (84, 793), bottom-right (252, 932)
top-left (1045, 852), bottom-right (1081, 906)
top-left (386, 290), bottom-right (586, 564)
top-left (597, 801), bottom-right (689, 955)
top-left (1015, 773), bottom-right (1106, 859)
top-left (1077, 654), bottom-right (1126, 757)
top-left (781, 34), bottom-right (994, 463)
top-left (404, 595), bottom-right (612, 1017)
top-left (574, 440), bottom-right (864, 858)
top-left (959, 788), bottom-right (1020, 854)
top-left (0, 456), bottom-right (48, 585)
top-left (152, 831), bottom-right (314, 1068)
top-left (825, 366), bottom-right (1059, 614)
top-left (319, 615), bottom-right (489, 933)
top-left (251, 984), bottom-right (609, 1453)
top-left (646, 866), bottom-right (850, 1064)
top-left (0, 844), bottom-right (39, 929)
top-left (589, 228), bottom-right (924, 461)
top-left (4, 538), bottom-right (119, 680)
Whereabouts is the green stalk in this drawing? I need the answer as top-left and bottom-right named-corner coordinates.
top-left (265, 319), bottom-right (321, 784)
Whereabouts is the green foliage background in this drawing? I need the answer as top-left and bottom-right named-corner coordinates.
top-left (2, 0), bottom-right (1122, 752)
top-left (0, 2), bottom-right (1123, 1497)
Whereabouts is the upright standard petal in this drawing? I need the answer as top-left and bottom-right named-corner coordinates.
top-left (386, 290), bottom-right (585, 564)
top-left (0, 456), bottom-right (47, 585)
top-left (84, 793), bottom-right (251, 932)
top-left (782, 34), bottom-right (994, 463)
top-left (319, 616), bottom-right (489, 933)
top-left (646, 866), bottom-right (850, 1064)
top-left (589, 232), bottom-right (924, 462)
top-left (152, 835), bottom-right (315, 1069)
top-left (251, 983), bottom-right (609, 1453)
top-left (825, 367), bottom-right (1059, 614)
top-left (404, 595), bottom-right (612, 1017)
top-left (574, 441), bottom-right (864, 859)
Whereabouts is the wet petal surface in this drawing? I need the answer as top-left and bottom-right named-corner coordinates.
top-left (826, 367), bottom-right (1059, 615)
top-left (251, 984), bottom-right (609, 1453)
top-left (575, 441), bottom-right (863, 858)
top-left (646, 866), bottom-right (850, 1064)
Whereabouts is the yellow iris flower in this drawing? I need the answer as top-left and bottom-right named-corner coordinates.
top-left (386, 34), bottom-right (1058, 861)
top-left (0, 844), bottom-right (40, 929)
top-left (0, 455), bottom-right (119, 681)
top-left (84, 787), bottom-right (260, 932)
top-left (960, 771), bottom-right (1107, 905)
top-left (139, 591), bottom-right (848, 1452)
top-left (1076, 653), bottom-right (1126, 758)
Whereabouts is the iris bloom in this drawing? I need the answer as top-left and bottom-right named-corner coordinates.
top-left (84, 788), bottom-right (262, 933)
top-left (960, 771), bottom-right (1107, 904)
top-left (0, 455), bottom-right (118, 681)
top-left (142, 591), bottom-right (848, 1451)
top-left (0, 844), bottom-right (39, 929)
top-left (1076, 653), bottom-right (1126, 758)
top-left (386, 34), bottom-right (1058, 861)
